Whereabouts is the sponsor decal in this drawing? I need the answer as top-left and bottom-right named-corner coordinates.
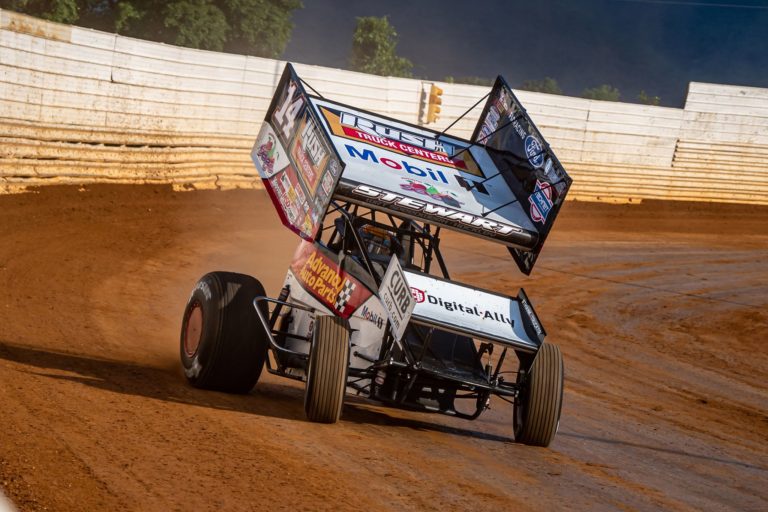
top-left (290, 242), bottom-right (371, 318)
top-left (477, 86), bottom-right (512, 144)
top-left (400, 178), bottom-right (463, 208)
top-left (321, 106), bottom-right (483, 177)
top-left (520, 296), bottom-right (543, 337)
top-left (328, 158), bottom-right (341, 177)
top-left (524, 135), bottom-right (545, 169)
top-left (290, 114), bottom-right (330, 193)
top-left (359, 305), bottom-right (385, 329)
top-left (412, 287), bottom-right (515, 327)
top-left (252, 123), bottom-right (290, 179)
top-left (268, 166), bottom-right (313, 234)
top-left (320, 171), bottom-right (334, 196)
top-left (528, 180), bottom-right (553, 224)
top-left (510, 116), bottom-right (527, 140)
top-left (544, 157), bottom-right (554, 178)
top-left (347, 183), bottom-right (525, 239)
top-left (345, 144), bottom-right (449, 184)
top-left (256, 134), bottom-right (279, 176)
top-left (379, 256), bottom-right (415, 341)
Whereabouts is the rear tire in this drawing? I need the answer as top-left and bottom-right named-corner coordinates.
top-left (513, 343), bottom-right (564, 447)
top-left (304, 316), bottom-right (350, 423)
top-left (180, 271), bottom-right (269, 393)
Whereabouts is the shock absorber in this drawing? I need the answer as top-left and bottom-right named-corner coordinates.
top-left (269, 285), bottom-right (291, 328)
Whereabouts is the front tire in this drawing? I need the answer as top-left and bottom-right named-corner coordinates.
top-left (514, 343), bottom-right (564, 447)
top-left (180, 271), bottom-right (269, 393)
top-left (304, 316), bottom-right (350, 423)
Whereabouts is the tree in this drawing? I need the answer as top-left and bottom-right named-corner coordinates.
top-left (582, 84), bottom-right (620, 101)
top-left (1, 0), bottom-right (303, 57)
top-left (1, 0), bottom-right (80, 23)
top-left (637, 90), bottom-right (661, 106)
top-left (114, 2), bottom-right (143, 32)
top-left (164, 0), bottom-right (229, 51)
top-left (349, 16), bottom-right (412, 78)
top-left (220, 0), bottom-right (302, 58)
top-left (520, 77), bottom-right (562, 95)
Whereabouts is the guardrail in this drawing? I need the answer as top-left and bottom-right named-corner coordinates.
top-left (1, 9), bottom-right (766, 204)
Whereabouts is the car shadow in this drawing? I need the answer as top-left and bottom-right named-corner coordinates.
top-left (0, 339), bottom-right (513, 443)
top-left (10, 339), bottom-right (762, 466)
top-left (0, 339), bottom-right (308, 422)
top-left (341, 399), bottom-right (515, 443)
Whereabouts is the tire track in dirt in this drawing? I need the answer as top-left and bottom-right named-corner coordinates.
top-left (0, 186), bottom-right (766, 511)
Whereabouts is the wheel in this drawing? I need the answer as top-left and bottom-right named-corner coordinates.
top-left (513, 343), bottom-right (564, 447)
top-left (304, 315), bottom-right (350, 423)
top-left (180, 271), bottom-right (269, 393)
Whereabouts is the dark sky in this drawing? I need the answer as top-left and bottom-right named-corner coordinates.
top-left (283, 0), bottom-right (768, 106)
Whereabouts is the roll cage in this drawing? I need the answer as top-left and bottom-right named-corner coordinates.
top-left (255, 201), bottom-right (523, 420)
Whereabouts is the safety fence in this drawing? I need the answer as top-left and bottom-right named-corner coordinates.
top-left (1, 9), bottom-right (767, 204)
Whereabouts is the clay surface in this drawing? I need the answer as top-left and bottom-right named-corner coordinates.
top-left (0, 185), bottom-right (765, 511)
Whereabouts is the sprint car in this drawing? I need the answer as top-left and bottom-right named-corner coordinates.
top-left (180, 64), bottom-right (572, 447)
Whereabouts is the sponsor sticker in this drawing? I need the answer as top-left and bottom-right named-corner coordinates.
top-left (359, 305), bottom-right (385, 329)
top-left (344, 144), bottom-right (450, 184)
top-left (405, 271), bottom-right (537, 348)
top-left (320, 171), bottom-right (334, 196)
top-left (321, 106), bottom-right (483, 177)
top-left (327, 158), bottom-right (341, 177)
top-left (410, 287), bottom-right (515, 328)
top-left (477, 86), bottom-right (512, 145)
top-left (268, 166), bottom-right (313, 235)
top-left (379, 256), bottom-right (415, 341)
top-left (290, 113), bottom-right (331, 193)
top-left (290, 242), bottom-right (371, 318)
top-left (528, 180), bottom-right (554, 224)
top-left (520, 295), bottom-right (543, 337)
top-left (348, 183), bottom-right (525, 239)
top-left (400, 178), bottom-right (463, 208)
top-left (544, 157), bottom-right (554, 178)
top-left (525, 135), bottom-right (545, 169)
top-left (251, 123), bottom-right (289, 178)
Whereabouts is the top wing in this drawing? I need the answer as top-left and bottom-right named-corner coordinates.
top-left (251, 64), bottom-right (572, 275)
top-left (308, 97), bottom-right (540, 252)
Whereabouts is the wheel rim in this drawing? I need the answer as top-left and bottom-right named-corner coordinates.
top-left (183, 301), bottom-right (203, 357)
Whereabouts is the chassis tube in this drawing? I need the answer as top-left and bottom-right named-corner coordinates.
top-left (253, 295), bottom-right (314, 360)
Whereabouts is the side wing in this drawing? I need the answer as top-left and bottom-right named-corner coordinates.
top-left (250, 64), bottom-right (345, 241)
top-left (472, 77), bottom-right (573, 274)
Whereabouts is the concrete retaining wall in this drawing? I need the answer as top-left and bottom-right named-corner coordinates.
top-left (2, 9), bottom-right (767, 203)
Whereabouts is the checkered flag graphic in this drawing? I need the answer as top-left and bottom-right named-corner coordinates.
top-left (334, 279), bottom-right (356, 312)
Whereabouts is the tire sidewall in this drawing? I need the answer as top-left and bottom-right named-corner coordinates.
top-left (180, 274), bottom-right (221, 384)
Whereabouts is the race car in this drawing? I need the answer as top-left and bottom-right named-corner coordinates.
top-left (180, 64), bottom-right (572, 447)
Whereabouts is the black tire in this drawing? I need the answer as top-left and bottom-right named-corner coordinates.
top-left (513, 343), bottom-right (564, 447)
top-left (304, 316), bottom-right (350, 423)
top-left (180, 271), bottom-right (269, 393)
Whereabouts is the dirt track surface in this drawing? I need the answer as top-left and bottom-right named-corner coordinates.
top-left (0, 185), bottom-right (766, 511)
